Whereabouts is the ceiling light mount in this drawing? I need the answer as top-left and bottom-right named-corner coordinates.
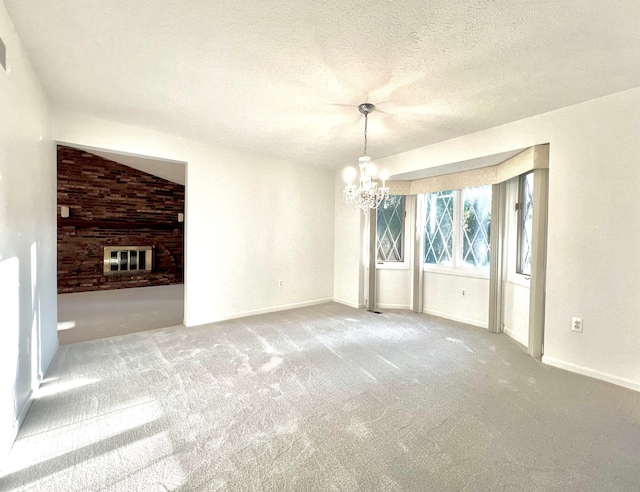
top-left (358, 103), bottom-right (375, 116)
top-left (343, 103), bottom-right (390, 213)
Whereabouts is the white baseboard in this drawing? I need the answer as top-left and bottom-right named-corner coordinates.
top-left (424, 308), bottom-right (488, 329)
top-left (1, 389), bottom-right (34, 471)
top-left (333, 298), bottom-right (360, 309)
top-left (186, 297), bottom-right (334, 326)
top-left (3, 341), bottom-right (59, 469)
top-left (377, 303), bottom-right (411, 310)
top-left (542, 356), bottom-right (640, 393)
top-left (503, 327), bottom-right (528, 347)
top-left (16, 391), bottom-right (34, 426)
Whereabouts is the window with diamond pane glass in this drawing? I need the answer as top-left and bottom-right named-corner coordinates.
top-left (518, 172), bottom-right (534, 275)
top-left (462, 185), bottom-right (492, 268)
top-left (376, 195), bottom-right (404, 262)
top-left (424, 190), bottom-right (454, 265)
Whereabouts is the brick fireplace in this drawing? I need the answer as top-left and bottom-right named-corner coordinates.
top-left (57, 146), bottom-right (185, 294)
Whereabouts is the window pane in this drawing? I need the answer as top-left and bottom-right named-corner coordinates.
top-left (130, 250), bottom-right (138, 270)
top-left (424, 190), bottom-right (454, 265)
top-left (518, 173), bottom-right (534, 275)
top-left (376, 195), bottom-right (404, 262)
top-left (462, 185), bottom-right (491, 268)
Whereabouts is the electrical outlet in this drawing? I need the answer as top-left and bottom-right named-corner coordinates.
top-left (461, 288), bottom-right (466, 297)
top-left (571, 317), bottom-right (583, 333)
top-left (278, 280), bottom-right (284, 288)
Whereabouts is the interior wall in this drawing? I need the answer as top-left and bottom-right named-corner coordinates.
top-left (377, 269), bottom-right (412, 309)
top-left (424, 272), bottom-right (489, 328)
top-left (359, 87), bottom-right (640, 391)
top-left (333, 172), bottom-right (365, 308)
top-left (57, 145), bottom-right (185, 293)
top-left (53, 111), bottom-right (335, 327)
top-left (0, 3), bottom-right (57, 460)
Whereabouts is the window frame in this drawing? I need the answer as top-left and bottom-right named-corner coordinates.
top-left (376, 195), bottom-right (410, 270)
top-left (423, 186), bottom-right (491, 276)
top-left (460, 185), bottom-right (492, 270)
top-left (516, 171), bottom-right (534, 276)
top-left (423, 189), bottom-right (456, 268)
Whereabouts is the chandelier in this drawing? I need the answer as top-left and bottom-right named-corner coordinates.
top-left (343, 103), bottom-right (390, 213)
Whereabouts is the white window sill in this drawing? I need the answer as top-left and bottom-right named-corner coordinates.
top-left (376, 262), bottom-right (410, 271)
top-left (507, 273), bottom-right (531, 288)
top-left (423, 265), bottom-right (490, 280)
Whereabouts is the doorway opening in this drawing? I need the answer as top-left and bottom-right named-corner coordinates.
top-left (55, 143), bottom-right (188, 344)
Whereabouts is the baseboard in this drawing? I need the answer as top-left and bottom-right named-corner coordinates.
top-left (424, 308), bottom-right (488, 329)
top-left (1, 389), bottom-right (34, 472)
top-left (16, 390), bottom-right (34, 426)
top-left (503, 327), bottom-right (528, 347)
top-left (186, 297), bottom-right (334, 326)
top-left (1, 337), bottom-right (58, 471)
top-left (333, 298), bottom-right (360, 309)
top-left (42, 339), bottom-right (59, 376)
top-left (377, 303), bottom-right (411, 310)
top-left (542, 356), bottom-right (640, 393)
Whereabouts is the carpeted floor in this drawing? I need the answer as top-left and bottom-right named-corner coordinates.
top-left (57, 284), bottom-right (184, 344)
top-left (3, 302), bottom-right (640, 491)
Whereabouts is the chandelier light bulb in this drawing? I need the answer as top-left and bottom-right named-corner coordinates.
top-left (379, 171), bottom-right (389, 188)
top-left (343, 166), bottom-right (357, 186)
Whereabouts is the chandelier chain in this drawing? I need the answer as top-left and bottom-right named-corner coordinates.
top-left (363, 112), bottom-right (368, 156)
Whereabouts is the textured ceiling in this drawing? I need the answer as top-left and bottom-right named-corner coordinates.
top-left (5, 0), bottom-right (640, 169)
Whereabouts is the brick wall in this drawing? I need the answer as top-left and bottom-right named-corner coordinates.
top-left (57, 146), bottom-right (185, 293)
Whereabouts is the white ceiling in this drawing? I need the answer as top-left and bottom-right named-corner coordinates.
top-left (5, 0), bottom-right (640, 170)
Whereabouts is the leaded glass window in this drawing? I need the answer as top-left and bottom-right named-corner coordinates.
top-left (517, 172), bottom-right (534, 275)
top-left (462, 185), bottom-right (492, 268)
top-left (377, 195), bottom-right (404, 262)
top-left (424, 190), bottom-right (454, 265)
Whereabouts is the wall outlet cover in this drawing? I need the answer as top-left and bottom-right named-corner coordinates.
top-left (571, 317), bottom-right (583, 333)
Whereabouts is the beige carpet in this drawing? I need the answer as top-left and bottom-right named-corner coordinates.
top-left (57, 284), bottom-right (184, 344)
top-left (3, 303), bottom-right (640, 491)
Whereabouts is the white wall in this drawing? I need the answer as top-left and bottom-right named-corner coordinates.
top-left (333, 172), bottom-right (365, 308)
top-left (377, 269), bottom-right (411, 309)
top-left (54, 111), bottom-right (335, 327)
top-left (503, 281), bottom-right (530, 346)
top-left (355, 87), bottom-right (640, 391)
top-left (0, 3), bottom-right (57, 461)
top-left (424, 271), bottom-right (489, 328)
